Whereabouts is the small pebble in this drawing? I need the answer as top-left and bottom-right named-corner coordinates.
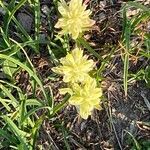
top-left (41, 5), bottom-right (50, 15)
top-left (17, 13), bottom-right (33, 33)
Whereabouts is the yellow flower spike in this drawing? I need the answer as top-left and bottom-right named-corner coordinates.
top-left (60, 77), bottom-right (102, 119)
top-left (52, 47), bottom-right (95, 83)
top-left (55, 0), bottom-right (95, 39)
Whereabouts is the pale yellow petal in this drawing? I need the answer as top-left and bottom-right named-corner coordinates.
top-left (94, 104), bottom-right (102, 110)
top-left (63, 74), bottom-right (71, 82)
top-left (58, 0), bottom-right (69, 16)
top-left (52, 47), bottom-right (96, 83)
top-left (79, 103), bottom-right (92, 119)
top-left (69, 0), bottom-right (82, 12)
top-left (69, 96), bottom-right (83, 105)
top-left (72, 48), bottom-right (83, 62)
top-left (71, 29), bottom-right (80, 40)
top-left (54, 0), bottom-right (95, 39)
top-left (59, 88), bottom-right (73, 95)
top-left (51, 67), bottom-right (62, 74)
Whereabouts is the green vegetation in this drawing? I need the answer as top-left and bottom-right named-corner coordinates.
top-left (0, 0), bottom-right (149, 149)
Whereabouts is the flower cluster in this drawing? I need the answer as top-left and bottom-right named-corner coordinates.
top-left (53, 0), bottom-right (102, 119)
top-left (59, 77), bottom-right (102, 119)
top-left (52, 48), bottom-right (94, 83)
top-left (52, 48), bottom-right (102, 119)
top-left (55, 0), bottom-right (95, 39)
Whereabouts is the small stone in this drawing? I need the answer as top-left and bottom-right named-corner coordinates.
top-left (41, 5), bottom-right (50, 15)
top-left (129, 121), bottom-right (137, 134)
top-left (99, 1), bottom-right (106, 8)
top-left (80, 121), bottom-right (87, 131)
top-left (39, 34), bottom-right (47, 43)
top-left (17, 13), bottom-right (33, 33)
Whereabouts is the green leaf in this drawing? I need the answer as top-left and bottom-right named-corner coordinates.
top-left (0, 98), bottom-right (11, 111)
top-left (3, 60), bottom-right (18, 79)
top-left (3, 115), bottom-right (30, 150)
top-left (31, 115), bottom-right (45, 149)
top-left (0, 83), bottom-right (18, 108)
top-left (25, 99), bottom-right (44, 106)
top-left (77, 37), bottom-right (103, 61)
top-left (22, 106), bottom-right (50, 123)
top-left (19, 99), bottom-right (27, 128)
top-left (122, 7), bottom-right (131, 97)
top-left (0, 128), bottom-right (18, 144)
top-left (127, 2), bottom-right (150, 14)
top-left (2, 0), bottom-right (27, 36)
top-left (0, 54), bottom-right (48, 101)
top-left (0, 79), bottom-right (25, 101)
top-left (52, 94), bottom-right (70, 115)
top-left (125, 130), bottom-right (141, 150)
top-left (0, 1), bottom-right (33, 45)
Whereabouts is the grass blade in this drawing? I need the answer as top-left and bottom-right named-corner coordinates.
top-left (0, 83), bottom-right (18, 108)
top-left (0, 54), bottom-right (48, 101)
top-left (2, 0), bottom-right (27, 36)
top-left (0, 128), bottom-right (18, 144)
top-left (22, 106), bottom-right (50, 123)
top-left (3, 115), bottom-right (29, 150)
top-left (77, 37), bottom-right (103, 61)
top-left (127, 1), bottom-right (150, 14)
top-left (52, 94), bottom-right (70, 115)
top-left (122, 8), bottom-right (131, 97)
top-left (0, 98), bottom-right (11, 111)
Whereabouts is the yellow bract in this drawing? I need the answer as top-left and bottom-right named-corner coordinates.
top-left (59, 77), bottom-right (102, 119)
top-left (52, 47), bottom-right (95, 83)
top-left (55, 0), bottom-right (95, 39)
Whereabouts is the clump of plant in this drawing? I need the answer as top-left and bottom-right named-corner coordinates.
top-left (52, 0), bottom-right (103, 119)
top-left (0, 0), bottom-right (149, 149)
top-left (0, 0), bottom-right (102, 149)
top-left (52, 47), bottom-right (102, 119)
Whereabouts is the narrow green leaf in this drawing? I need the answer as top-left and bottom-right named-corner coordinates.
top-left (0, 128), bottom-right (18, 144)
top-left (2, 0), bottom-right (27, 35)
top-left (3, 116), bottom-right (29, 150)
top-left (122, 7), bottom-right (131, 97)
top-left (22, 106), bottom-right (51, 123)
top-left (124, 53), bottom-right (129, 97)
top-left (0, 80), bottom-right (25, 101)
top-left (3, 60), bottom-right (18, 78)
top-left (0, 27), bottom-right (10, 47)
top-left (77, 37), bottom-right (103, 61)
top-left (131, 13), bottom-right (149, 31)
top-left (124, 130), bottom-right (141, 150)
top-left (52, 94), bottom-right (70, 115)
top-left (0, 54), bottom-right (48, 101)
top-left (0, 83), bottom-right (18, 108)
top-left (19, 99), bottom-right (26, 128)
top-left (25, 99), bottom-right (44, 106)
top-left (31, 115), bottom-right (45, 149)
top-left (0, 98), bottom-right (11, 111)
top-left (127, 2), bottom-right (150, 14)
top-left (0, 1), bottom-right (33, 43)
